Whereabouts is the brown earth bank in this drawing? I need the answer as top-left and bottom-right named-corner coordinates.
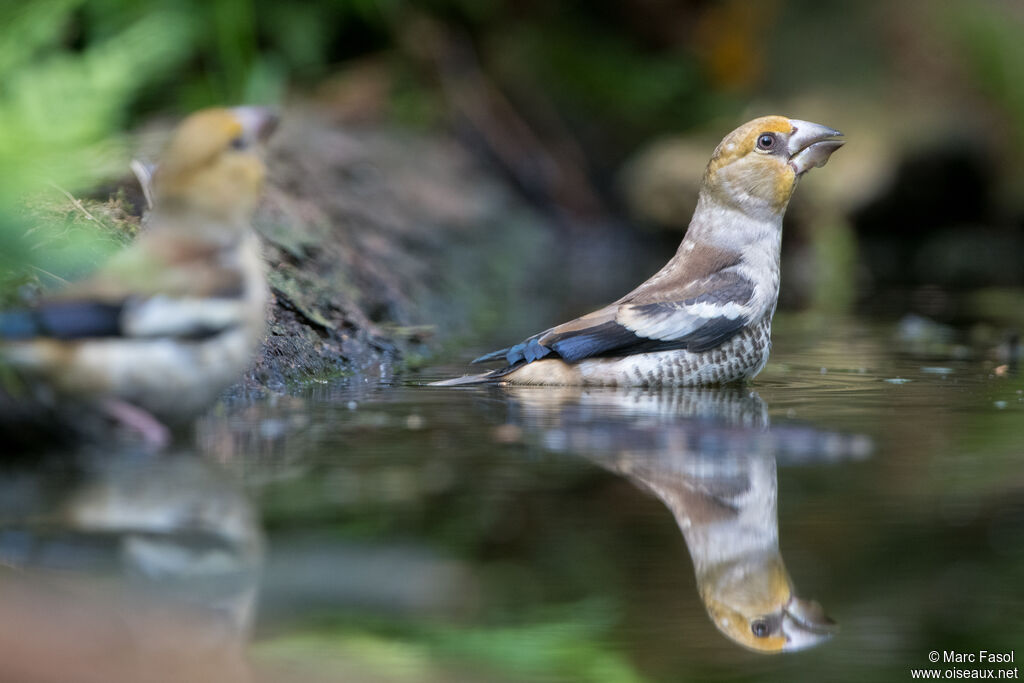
top-left (245, 108), bottom-right (561, 389)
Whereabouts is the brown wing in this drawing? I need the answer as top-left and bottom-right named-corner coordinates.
top-left (475, 269), bottom-right (755, 366)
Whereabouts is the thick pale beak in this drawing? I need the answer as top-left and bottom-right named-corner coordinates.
top-left (787, 118), bottom-right (844, 175)
top-left (780, 595), bottom-right (839, 652)
top-left (232, 106), bottom-right (280, 144)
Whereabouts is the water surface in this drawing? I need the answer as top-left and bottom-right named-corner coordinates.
top-left (1, 312), bottom-right (1022, 682)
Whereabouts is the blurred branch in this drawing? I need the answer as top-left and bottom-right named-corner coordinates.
top-left (397, 14), bottom-right (609, 220)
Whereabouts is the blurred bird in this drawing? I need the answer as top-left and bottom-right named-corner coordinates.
top-left (433, 116), bottom-right (843, 387)
top-left (0, 107), bottom-right (277, 441)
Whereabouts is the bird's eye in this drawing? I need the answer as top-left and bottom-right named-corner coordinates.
top-left (229, 136), bottom-right (247, 151)
top-left (756, 133), bottom-right (776, 151)
top-left (751, 619), bottom-right (771, 638)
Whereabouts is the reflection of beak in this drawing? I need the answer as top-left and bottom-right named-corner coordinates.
top-left (786, 118), bottom-right (844, 175)
top-left (781, 595), bottom-right (839, 652)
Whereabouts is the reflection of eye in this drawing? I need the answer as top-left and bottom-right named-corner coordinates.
top-left (229, 136), bottom-right (247, 151)
top-left (756, 133), bottom-right (776, 152)
top-left (751, 619), bottom-right (771, 638)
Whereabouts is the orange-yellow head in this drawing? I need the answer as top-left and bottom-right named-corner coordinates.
top-left (153, 107), bottom-right (278, 225)
top-left (703, 115), bottom-right (843, 217)
top-left (700, 553), bottom-right (837, 653)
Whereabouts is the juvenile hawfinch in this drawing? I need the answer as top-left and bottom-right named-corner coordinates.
top-left (0, 107), bottom-right (277, 432)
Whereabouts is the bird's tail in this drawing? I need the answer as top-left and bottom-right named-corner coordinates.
top-left (427, 371), bottom-right (499, 387)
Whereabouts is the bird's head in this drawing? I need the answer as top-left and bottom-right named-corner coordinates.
top-left (699, 552), bottom-right (837, 653)
top-left (703, 115), bottom-right (843, 218)
top-left (153, 107), bottom-right (278, 226)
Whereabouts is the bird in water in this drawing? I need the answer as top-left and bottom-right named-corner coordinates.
top-left (432, 116), bottom-right (843, 387)
top-left (0, 107), bottom-right (277, 444)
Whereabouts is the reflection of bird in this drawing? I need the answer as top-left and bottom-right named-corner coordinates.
top-left (0, 108), bottom-right (277, 438)
top-left (433, 116), bottom-right (843, 387)
top-left (667, 453), bottom-right (837, 653)
top-left (505, 385), bottom-right (842, 653)
top-left (0, 448), bottom-right (261, 682)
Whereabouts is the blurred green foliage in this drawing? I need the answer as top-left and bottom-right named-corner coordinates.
top-left (0, 0), bottom-right (393, 297)
top-left (256, 603), bottom-right (649, 683)
top-left (492, 22), bottom-right (708, 142)
top-left (945, 1), bottom-right (1024, 144)
top-left (0, 1), bottom-right (188, 284)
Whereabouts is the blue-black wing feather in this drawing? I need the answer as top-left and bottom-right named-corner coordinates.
top-left (0, 302), bottom-right (124, 340)
top-left (473, 337), bottom-right (551, 365)
top-left (473, 314), bottom-right (748, 369)
top-left (548, 316), bottom-right (747, 359)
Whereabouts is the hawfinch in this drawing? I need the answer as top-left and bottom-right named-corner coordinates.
top-left (434, 116), bottom-right (843, 387)
top-left (0, 107), bottom-right (277, 434)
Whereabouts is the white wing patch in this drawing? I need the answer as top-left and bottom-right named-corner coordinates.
top-left (615, 275), bottom-right (756, 342)
top-left (122, 296), bottom-right (246, 338)
top-left (679, 301), bottom-right (746, 320)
